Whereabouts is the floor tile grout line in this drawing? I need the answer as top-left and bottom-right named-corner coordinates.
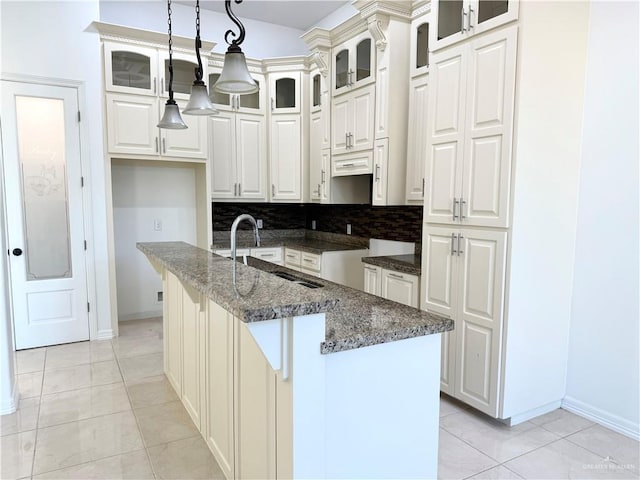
top-left (29, 346), bottom-right (47, 478)
top-left (562, 429), bottom-right (639, 472)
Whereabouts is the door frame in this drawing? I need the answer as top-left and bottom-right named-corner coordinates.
top-left (0, 73), bottom-right (100, 342)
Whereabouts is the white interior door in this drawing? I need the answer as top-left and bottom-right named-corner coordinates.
top-left (1, 81), bottom-right (89, 349)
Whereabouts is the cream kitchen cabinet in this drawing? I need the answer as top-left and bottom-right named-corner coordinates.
top-left (309, 69), bottom-right (331, 203)
top-left (284, 248), bottom-right (321, 277)
top-left (270, 114), bottom-right (302, 202)
top-left (425, 25), bottom-right (516, 228)
top-left (410, 15), bottom-right (431, 78)
top-left (269, 71), bottom-right (301, 114)
top-left (331, 84), bottom-right (375, 157)
top-left (332, 31), bottom-right (375, 95)
top-left (364, 264), bottom-right (419, 308)
top-left (250, 247), bottom-right (283, 265)
top-left (209, 113), bottom-right (267, 200)
top-left (422, 225), bottom-right (506, 416)
top-left (431, 0), bottom-right (518, 52)
top-left (208, 70), bottom-right (265, 114)
top-left (405, 74), bottom-right (429, 204)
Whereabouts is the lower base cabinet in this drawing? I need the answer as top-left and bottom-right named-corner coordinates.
top-left (363, 264), bottom-right (420, 308)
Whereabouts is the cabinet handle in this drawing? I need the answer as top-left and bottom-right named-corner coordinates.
top-left (238, 183), bottom-right (241, 195)
top-left (345, 132), bottom-right (349, 148)
top-left (153, 77), bottom-right (157, 94)
top-left (375, 164), bottom-right (381, 181)
top-left (303, 258), bottom-right (313, 263)
top-left (460, 198), bottom-right (467, 220)
top-left (321, 169), bottom-right (326, 183)
top-left (341, 162), bottom-right (355, 167)
top-left (388, 272), bottom-right (404, 279)
top-left (457, 234), bottom-right (464, 256)
top-left (422, 178), bottom-right (426, 196)
top-left (234, 183), bottom-right (237, 196)
top-left (162, 137), bottom-right (166, 154)
top-left (451, 233), bottom-right (457, 256)
top-left (453, 198), bottom-right (459, 220)
top-left (286, 254), bottom-right (296, 259)
top-left (272, 184), bottom-right (276, 196)
top-left (160, 77), bottom-right (164, 95)
top-left (260, 253), bottom-right (274, 257)
top-left (317, 183), bottom-right (321, 196)
top-left (155, 137), bottom-right (159, 153)
top-left (348, 69), bottom-right (354, 86)
top-left (468, 7), bottom-right (475, 30)
top-left (271, 97), bottom-right (275, 112)
top-left (461, 8), bottom-right (467, 33)
top-left (349, 132), bottom-right (353, 148)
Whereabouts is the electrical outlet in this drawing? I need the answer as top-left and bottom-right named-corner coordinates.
top-left (257, 219), bottom-right (263, 229)
top-left (311, 220), bottom-right (316, 230)
top-left (346, 223), bottom-right (352, 235)
top-left (156, 291), bottom-right (163, 303)
top-left (154, 219), bottom-right (162, 231)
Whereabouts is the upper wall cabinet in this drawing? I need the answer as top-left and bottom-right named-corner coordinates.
top-left (332, 31), bottom-right (375, 96)
top-left (431, 0), bottom-right (518, 51)
top-left (208, 70), bottom-right (265, 114)
top-left (269, 72), bottom-right (301, 114)
top-left (410, 17), bottom-right (431, 78)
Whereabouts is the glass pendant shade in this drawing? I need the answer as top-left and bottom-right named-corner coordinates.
top-left (158, 101), bottom-right (187, 129)
top-left (183, 82), bottom-right (219, 115)
top-left (214, 47), bottom-right (258, 94)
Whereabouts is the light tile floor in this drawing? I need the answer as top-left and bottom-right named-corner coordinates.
top-left (1, 317), bottom-right (638, 479)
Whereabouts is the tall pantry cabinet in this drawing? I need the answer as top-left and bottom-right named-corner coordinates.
top-left (422, 1), bottom-right (591, 423)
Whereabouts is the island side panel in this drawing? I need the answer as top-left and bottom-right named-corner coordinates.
top-left (324, 334), bottom-right (442, 479)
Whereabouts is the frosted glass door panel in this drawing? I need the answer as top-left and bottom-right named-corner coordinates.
top-left (356, 39), bottom-right (371, 82)
top-left (15, 96), bottom-right (72, 280)
top-left (165, 58), bottom-right (198, 95)
top-left (111, 51), bottom-right (152, 90)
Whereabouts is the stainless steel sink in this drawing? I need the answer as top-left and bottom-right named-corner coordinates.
top-left (273, 271), bottom-right (323, 289)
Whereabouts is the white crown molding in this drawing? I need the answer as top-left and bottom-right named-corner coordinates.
top-left (355, 1), bottom-right (413, 20)
top-left (330, 14), bottom-right (368, 46)
top-left (88, 21), bottom-right (216, 53)
top-left (411, 1), bottom-right (431, 19)
top-left (301, 27), bottom-right (332, 51)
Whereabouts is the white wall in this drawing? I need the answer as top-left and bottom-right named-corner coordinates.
top-left (99, 1), bottom-right (309, 58)
top-left (311, 3), bottom-right (358, 30)
top-left (1, 2), bottom-right (112, 338)
top-left (112, 162), bottom-right (197, 320)
top-left (565, 1), bottom-right (640, 439)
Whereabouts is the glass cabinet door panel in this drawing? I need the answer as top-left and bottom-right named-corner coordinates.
top-left (335, 49), bottom-right (349, 89)
top-left (437, 0), bottom-right (464, 40)
top-left (165, 59), bottom-right (198, 95)
top-left (111, 51), bottom-right (152, 90)
top-left (275, 78), bottom-right (296, 108)
top-left (239, 79), bottom-right (260, 109)
top-left (478, 0), bottom-right (509, 24)
top-left (416, 23), bottom-right (430, 68)
top-left (356, 39), bottom-right (371, 82)
top-left (312, 74), bottom-right (321, 107)
top-left (208, 73), bottom-right (230, 105)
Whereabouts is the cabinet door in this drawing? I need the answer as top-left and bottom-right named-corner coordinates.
top-left (162, 99), bottom-right (207, 160)
top-left (381, 269), bottom-right (419, 308)
top-left (431, 0), bottom-right (468, 52)
top-left (352, 33), bottom-right (375, 90)
top-left (424, 43), bottom-right (467, 224)
top-left (181, 284), bottom-right (201, 429)
top-left (319, 150), bottom-right (331, 203)
top-left (333, 45), bottom-right (350, 94)
top-left (209, 114), bottom-right (237, 199)
top-left (411, 18), bottom-right (431, 78)
top-left (205, 301), bottom-right (235, 480)
top-left (351, 84), bottom-right (375, 152)
top-left (159, 51), bottom-right (201, 101)
top-left (105, 93), bottom-right (158, 156)
top-left (406, 75), bottom-right (429, 204)
top-left (235, 320), bottom-right (277, 479)
top-left (440, 331), bottom-right (456, 395)
top-left (237, 74), bottom-right (265, 114)
top-left (372, 138), bottom-right (389, 206)
top-left (331, 95), bottom-right (350, 155)
top-left (104, 42), bottom-right (158, 96)
top-left (363, 264), bottom-right (381, 296)
top-left (269, 72), bottom-right (301, 114)
top-left (208, 71), bottom-right (234, 112)
top-left (421, 226), bottom-right (458, 319)
top-left (469, 0), bottom-right (519, 38)
top-left (309, 112), bottom-right (323, 202)
top-left (270, 115), bottom-right (301, 201)
top-left (454, 229), bottom-right (506, 417)
top-left (460, 25), bottom-right (517, 228)
top-left (165, 271), bottom-right (183, 394)
top-left (237, 114), bottom-right (267, 200)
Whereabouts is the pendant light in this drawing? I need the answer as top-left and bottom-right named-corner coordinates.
top-left (183, 0), bottom-right (219, 115)
top-left (158, 0), bottom-right (187, 129)
top-left (214, 0), bottom-right (258, 95)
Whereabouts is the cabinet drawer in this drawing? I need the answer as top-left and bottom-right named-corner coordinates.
top-left (332, 151), bottom-right (373, 177)
top-left (284, 248), bottom-right (301, 267)
top-left (214, 248), bottom-right (250, 258)
top-left (250, 247), bottom-right (283, 264)
top-left (300, 267), bottom-right (322, 278)
top-left (300, 252), bottom-right (321, 272)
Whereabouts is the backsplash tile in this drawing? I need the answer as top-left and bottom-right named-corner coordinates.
top-left (213, 202), bottom-right (423, 244)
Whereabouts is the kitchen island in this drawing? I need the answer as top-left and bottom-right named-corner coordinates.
top-left (138, 241), bottom-right (453, 479)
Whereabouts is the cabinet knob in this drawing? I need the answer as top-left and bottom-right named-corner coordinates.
top-left (12, 248), bottom-right (23, 257)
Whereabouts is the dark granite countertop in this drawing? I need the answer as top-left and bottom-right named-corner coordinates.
top-left (138, 242), bottom-right (452, 354)
top-left (211, 237), bottom-right (367, 255)
top-left (362, 254), bottom-right (422, 276)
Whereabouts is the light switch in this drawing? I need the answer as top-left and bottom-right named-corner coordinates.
top-left (257, 219), bottom-right (263, 229)
top-left (346, 223), bottom-right (352, 235)
top-left (154, 219), bottom-right (162, 231)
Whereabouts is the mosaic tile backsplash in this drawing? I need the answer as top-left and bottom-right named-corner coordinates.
top-left (213, 202), bottom-right (423, 243)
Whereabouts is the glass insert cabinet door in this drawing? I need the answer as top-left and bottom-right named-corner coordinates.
top-left (104, 42), bottom-right (159, 96)
top-left (269, 72), bottom-right (300, 114)
top-left (332, 32), bottom-right (375, 94)
top-left (208, 73), bottom-right (262, 112)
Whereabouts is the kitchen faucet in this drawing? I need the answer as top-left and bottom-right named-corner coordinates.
top-left (230, 214), bottom-right (261, 285)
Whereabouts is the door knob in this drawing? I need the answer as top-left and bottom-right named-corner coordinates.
top-left (12, 248), bottom-right (23, 256)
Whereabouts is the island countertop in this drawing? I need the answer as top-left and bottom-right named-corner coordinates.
top-left (138, 241), bottom-right (453, 354)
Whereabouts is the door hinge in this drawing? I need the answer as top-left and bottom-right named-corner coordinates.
top-left (81, 176), bottom-right (84, 187)
top-left (87, 302), bottom-right (90, 313)
top-left (77, 111), bottom-right (81, 122)
top-left (84, 240), bottom-right (87, 251)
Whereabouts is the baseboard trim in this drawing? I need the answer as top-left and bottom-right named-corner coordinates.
top-left (507, 400), bottom-right (563, 426)
top-left (562, 396), bottom-right (639, 441)
top-left (95, 328), bottom-right (115, 340)
top-left (118, 310), bottom-right (163, 322)
top-left (0, 380), bottom-right (19, 415)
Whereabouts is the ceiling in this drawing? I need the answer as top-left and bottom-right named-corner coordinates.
top-left (177, 0), bottom-right (350, 31)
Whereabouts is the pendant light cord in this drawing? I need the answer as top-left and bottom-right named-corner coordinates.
top-left (224, 0), bottom-right (246, 48)
top-left (167, 0), bottom-right (175, 101)
top-left (193, 0), bottom-right (204, 83)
